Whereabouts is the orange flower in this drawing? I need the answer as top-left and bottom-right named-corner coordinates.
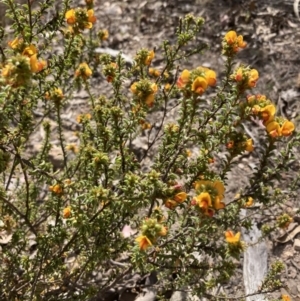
top-left (266, 121), bottom-right (281, 138)
top-left (282, 295), bottom-right (291, 301)
top-left (49, 184), bottom-right (63, 195)
top-left (136, 235), bottom-right (152, 251)
top-left (63, 206), bottom-right (71, 219)
top-left (260, 104), bottom-right (276, 124)
top-left (247, 69), bottom-right (259, 88)
top-left (8, 37), bottom-right (23, 49)
top-left (194, 192), bottom-right (212, 209)
top-left (214, 196), bottom-right (225, 210)
top-left (191, 76), bottom-right (208, 95)
top-left (164, 199), bottom-right (178, 210)
top-left (197, 66), bottom-right (217, 86)
top-left (75, 62), bottom-right (92, 79)
top-left (177, 69), bottom-right (190, 88)
top-left (87, 9), bottom-right (96, 25)
top-left (244, 139), bottom-right (254, 152)
top-left (174, 191), bottom-right (187, 203)
top-left (281, 120), bottom-right (295, 136)
top-left (144, 50), bottom-right (154, 66)
top-left (244, 197), bottom-right (254, 207)
top-left (22, 45), bottom-right (37, 57)
top-left (224, 31), bottom-right (237, 45)
top-left (30, 54), bottom-right (47, 73)
top-left (65, 9), bottom-right (76, 25)
top-left (235, 67), bottom-right (243, 82)
top-left (225, 231), bottom-right (241, 244)
top-left (224, 31), bottom-right (246, 53)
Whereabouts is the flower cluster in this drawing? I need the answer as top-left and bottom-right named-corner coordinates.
top-left (135, 215), bottom-right (167, 251)
top-left (222, 30), bottom-right (247, 55)
top-left (102, 62), bottom-right (118, 82)
top-left (192, 180), bottom-right (225, 217)
top-left (246, 94), bottom-right (295, 138)
top-left (65, 8), bottom-right (96, 34)
top-left (231, 66), bottom-right (259, 90)
top-left (2, 42), bottom-right (47, 86)
top-left (177, 66), bottom-right (216, 96)
top-left (130, 79), bottom-right (158, 107)
top-left (45, 88), bottom-right (64, 106)
top-left (75, 62), bottom-right (92, 80)
top-left (134, 49), bottom-right (155, 67)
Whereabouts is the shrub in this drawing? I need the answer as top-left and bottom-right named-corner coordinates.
top-left (0, 1), bottom-right (298, 300)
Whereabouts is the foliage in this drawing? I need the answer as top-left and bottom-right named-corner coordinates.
top-left (0, 0), bottom-right (298, 300)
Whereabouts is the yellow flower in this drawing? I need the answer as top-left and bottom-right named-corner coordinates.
top-left (224, 31), bottom-right (237, 45)
top-left (244, 138), bottom-right (254, 152)
top-left (194, 192), bottom-right (212, 209)
top-left (130, 82), bottom-right (138, 94)
top-left (30, 54), bottom-right (47, 73)
top-left (266, 121), bottom-right (281, 138)
top-left (145, 93), bottom-right (155, 107)
top-left (87, 9), bottom-right (96, 25)
top-left (174, 192), bottom-right (187, 204)
top-left (225, 231), bottom-right (241, 244)
top-left (282, 295), bottom-right (291, 301)
top-left (144, 50), bottom-right (154, 66)
top-left (191, 76), bottom-right (208, 95)
top-left (197, 66), bottom-right (217, 86)
top-left (234, 67), bottom-right (243, 82)
top-left (8, 37), bottom-right (23, 49)
top-left (244, 197), bottom-right (254, 207)
top-left (75, 62), bottom-right (92, 80)
top-left (214, 196), bottom-right (225, 210)
top-left (177, 69), bottom-right (190, 88)
top-left (248, 69), bottom-right (259, 88)
top-left (260, 104), bottom-right (276, 124)
top-left (164, 199), bottom-right (178, 210)
top-left (2, 63), bottom-right (14, 78)
top-left (63, 206), bottom-right (71, 219)
top-left (281, 120), bottom-right (295, 136)
top-left (224, 31), bottom-right (246, 53)
top-left (195, 180), bottom-right (225, 201)
top-left (22, 45), bottom-right (37, 57)
top-left (65, 9), bottom-right (76, 25)
top-left (49, 184), bottom-right (63, 195)
top-left (204, 69), bottom-right (217, 86)
top-left (136, 235), bottom-right (152, 251)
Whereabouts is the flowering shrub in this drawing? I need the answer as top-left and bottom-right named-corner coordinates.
top-left (0, 1), bottom-right (299, 300)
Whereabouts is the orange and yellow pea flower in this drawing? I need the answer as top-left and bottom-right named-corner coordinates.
top-left (63, 206), bottom-right (71, 219)
top-left (144, 50), bottom-right (154, 66)
top-left (49, 184), bottom-right (63, 195)
top-left (136, 235), bottom-right (152, 251)
top-left (225, 231), bottom-right (241, 244)
top-left (266, 120), bottom-right (295, 138)
top-left (191, 77), bottom-right (208, 95)
top-left (65, 8), bottom-right (96, 30)
top-left (224, 31), bottom-right (247, 53)
top-left (177, 69), bottom-right (190, 88)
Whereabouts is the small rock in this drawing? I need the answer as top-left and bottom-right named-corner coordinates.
top-left (294, 239), bottom-right (300, 251)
